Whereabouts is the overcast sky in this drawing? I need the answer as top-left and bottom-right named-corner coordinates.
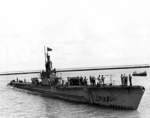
top-left (0, 0), bottom-right (150, 72)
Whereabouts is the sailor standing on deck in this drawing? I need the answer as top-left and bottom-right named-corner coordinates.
top-left (121, 74), bottom-right (123, 85)
top-left (129, 74), bottom-right (132, 86)
top-left (124, 74), bottom-right (128, 86)
top-left (101, 75), bottom-right (105, 85)
top-left (97, 75), bottom-right (101, 85)
top-left (83, 77), bottom-right (87, 86)
top-left (123, 74), bottom-right (126, 86)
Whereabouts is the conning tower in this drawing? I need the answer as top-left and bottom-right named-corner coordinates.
top-left (45, 47), bottom-right (53, 77)
top-left (45, 51), bottom-right (52, 77)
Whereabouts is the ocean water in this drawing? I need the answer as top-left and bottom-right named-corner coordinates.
top-left (0, 68), bottom-right (150, 118)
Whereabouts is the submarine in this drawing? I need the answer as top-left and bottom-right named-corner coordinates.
top-left (8, 47), bottom-right (145, 110)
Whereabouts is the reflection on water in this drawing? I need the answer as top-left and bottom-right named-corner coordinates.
top-left (0, 68), bottom-right (149, 118)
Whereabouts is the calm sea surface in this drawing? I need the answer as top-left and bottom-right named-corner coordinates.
top-left (0, 68), bottom-right (150, 118)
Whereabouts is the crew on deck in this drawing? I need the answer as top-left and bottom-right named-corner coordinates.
top-left (101, 75), bottom-right (105, 85)
top-left (65, 75), bottom-right (108, 86)
top-left (129, 74), bottom-right (132, 86)
top-left (121, 74), bottom-right (132, 86)
top-left (90, 76), bottom-right (96, 86)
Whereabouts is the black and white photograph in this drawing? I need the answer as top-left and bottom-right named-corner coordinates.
top-left (0, 0), bottom-right (150, 118)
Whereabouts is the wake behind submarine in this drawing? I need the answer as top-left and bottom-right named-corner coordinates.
top-left (8, 47), bottom-right (145, 110)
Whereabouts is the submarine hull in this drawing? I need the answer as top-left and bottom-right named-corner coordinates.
top-left (9, 83), bottom-right (145, 110)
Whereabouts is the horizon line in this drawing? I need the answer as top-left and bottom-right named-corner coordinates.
top-left (0, 64), bottom-right (149, 75)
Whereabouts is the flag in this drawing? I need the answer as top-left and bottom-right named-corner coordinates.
top-left (47, 47), bottom-right (52, 51)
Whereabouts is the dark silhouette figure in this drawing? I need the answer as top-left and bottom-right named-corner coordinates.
top-left (124, 75), bottom-right (128, 86)
top-left (129, 74), bottom-right (132, 86)
top-left (90, 76), bottom-right (95, 86)
top-left (121, 74), bottom-right (123, 85)
top-left (101, 75), bottom-right (105, 85)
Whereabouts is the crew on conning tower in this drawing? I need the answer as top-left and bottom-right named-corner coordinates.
top-left (45, 54), bottom-right (52, 74)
